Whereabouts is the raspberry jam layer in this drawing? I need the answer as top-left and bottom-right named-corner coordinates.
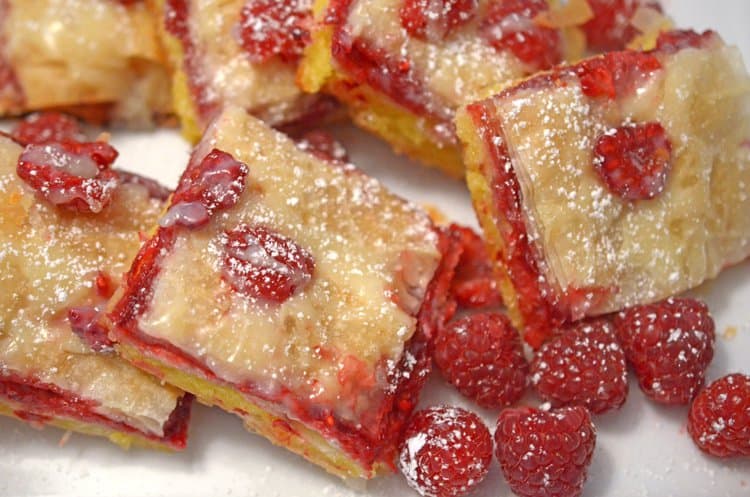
top-left (0, 373), bottom-right (192, 448)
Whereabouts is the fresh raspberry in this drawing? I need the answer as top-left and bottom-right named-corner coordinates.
top-left (531, 319), bottom-right (628, 414)
top-left (575, 51), bottom-right (662, 100)
top-left (434, 312), bottom-right (528, 409)
top-left (480, 0), bottom-right (562, 71)
top-left (238, 0), bottom-right (312, 64)
top-left (11, 112), bottom-right (84, 145)
top-left (220, 225), bottom-right (315, 303)
top-left (495, 406), bottom-right (596, 497)
top-left (447, 224), bottom-right (502, 310)
top-left (399, 406), bottom-right (492, 497)
top-left (688, 373), bottom-right (750, 458)
top-left (592, 121), bottom-right (672, 201)
top-left (400, 0), bottom-right (478, 42)
top-left (162, 149), bottom-right (249, 229)
top-left (655, 29), bottom-right (718, 54)
top-left (16, 140), bottom-right (120, 214)
top-left (614, 298), bottom-right (715, 405)
top-left (295, 130), bottom-right (349, 164)
top-left (582, 0), bottom-right (663, 52)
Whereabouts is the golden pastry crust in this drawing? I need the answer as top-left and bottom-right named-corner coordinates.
top-left (0, 135), bottom-right (190, 448)
top-left (0, 0), bottom-right (171, 126)
top-left (457, 34), bottom-right (750, 346)
top-left (111, 107), bottom-right (441, 478)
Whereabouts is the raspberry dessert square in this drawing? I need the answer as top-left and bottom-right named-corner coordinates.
top-left (0, 0), bottom-right (171, 126)
top-left (110, 107), bottom-right (442, 478)
top-left (151, 0), bottom-right (339, 141)
top-left (299, 0), bottom-right (578, 177)
top-left (456, 31), bottom-right (750, 347)
top-left (0, 134), bottom-right (192, 449)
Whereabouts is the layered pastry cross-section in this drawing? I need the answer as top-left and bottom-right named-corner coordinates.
top-left (0, 133), bottom-right (192, 449)
top-left (299, 0), bottom-right (579, 177)
top-left (110, 107), bottom-right (442, 478)
top-left (151, 0), bottom-right (339, 142)
top-left (0, 0), bottom-right (171, 126)
top-left (457, 31), bottom-right (750, 347)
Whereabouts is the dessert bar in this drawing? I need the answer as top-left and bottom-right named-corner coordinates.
top-left (110, 107), bottom-right (443, 477)
top-left (457, 31), bottom-right (750, 346)
top-left (0, 0), bottom-right (171, 126)
top-left (0, 129), bottom-right (192, 449)
top-left (151, 0), bottom-right (339, 141)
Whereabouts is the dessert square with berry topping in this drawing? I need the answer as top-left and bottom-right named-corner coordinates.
top-left (456, 31), bottom-right (750, 347)
top-left (109, 107), bottom-right (442, 478)
top-left (151, 0), bottom-right (339, 142)
top-left (0, 0), bottom-right (171, 126)
top-left (0, 134), bottom-right (192, 450)
top-left (299, 0), bottom-right (578, 177)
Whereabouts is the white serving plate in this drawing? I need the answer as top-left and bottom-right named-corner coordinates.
top-left (1, 2), bottom-right (750, 496)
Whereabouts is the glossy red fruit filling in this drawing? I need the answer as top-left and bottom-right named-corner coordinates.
top-left (531, 319), bottom-right (628, 414)
top-left (0, 373), bottom-right (193, 449)
top-left (593, 121), bottom-right (672, 201)
top-left (16, 140), bottom-right (120, 213)
top-left (480, 0), bottom-right (562, 71)
top-left (11, 112), bottom-right (84, 145)
top-left (615, 298), bottom-right (715, 404)
top-left (655, 29), bottom-right (717, 54)
top-left (399, 406), bottom-right (492, 497)
top-left (400, 0), bottom-right (478, 42)
top-left (688, 373), bottom-right (750, 458)
top-left (447, 224), bottom-right (502, 309)
top-left (162, 149), bottom-right (249, 229)
top-left (575, 51), bottom-right (661, 99)
top-left (435, 312), bottom-right (528, 409)
top-left (295, 130), bottom-right (349, 164)
top-left (220, 225), bottom-right (315, 302)
top-left (495, 406), bottom-right (596, 497)
top-left (238, 0), bottom-right (312, 64)
top-left (68, 306), bottom-right (115, 353)
top-left (582, 0), bottom-right (663, 52)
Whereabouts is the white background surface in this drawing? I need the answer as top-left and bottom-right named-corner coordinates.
top-left (2, 1), bottom-right (750, 496)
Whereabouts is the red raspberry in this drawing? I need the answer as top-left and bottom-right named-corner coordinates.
top-left (480, 0), bottom-right (562, 71)
top-left (11, 112), bottom-right (84, 145)
top-left (592, 121), bottom-right (672, 201)
top-left (448, 224), bottom-right (502, 310)
top-left (614, 298), bottom-right (715, 405)
top-left (688, 373), bottom-right (750, 458)
top-left (16, 141), bottom-right (120, 214)
top-left (295, 130), bottom-right (349, 164)
top-left (495, 406), bottom-right (596, 497)
top-left (582, 0), bottom-right (663, 52)
top-left (531, 319), bottom-right (628, 414)
top-left (575, 51), bottom-right (662, 100)
top-left (163, 149), bottom-right (249, 229)
top-left (238, 0), bottom-right (312, 64)
top-left (399, 406), bottom-right (492, 497)
top-left (655, 29), bottom-right (718, 54)
top-left (434, 312), bottom-right (528, 409)
top-left (68, 306), bottom-right (115, 353)
top-left (220, 225), bottom-right (315, 303)
top-left (400, 0), bottom-right (478, 42)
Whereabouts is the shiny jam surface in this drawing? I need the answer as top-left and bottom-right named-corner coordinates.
top-left (110, 108), bottom-right (441, 470)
